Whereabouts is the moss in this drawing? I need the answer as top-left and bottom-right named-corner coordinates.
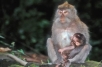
top-left (8, 64), bottom-right (24, 67)
top-left (8, 60), bottom-right (102, 67)
top-left (80, 65), bottom-right (86, 67)
top-left (70, 60), bottom-right (101, 67)
top-left (29, 64), bottom-right (39, 67)
top-left (8, 63), bottom-right (40, 67)
top-left (86, 61), bottom-right (101, 67)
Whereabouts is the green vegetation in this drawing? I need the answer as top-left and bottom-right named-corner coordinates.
top-left (9, 63), bottom-right (39, 67)
top-left (9, 65), bottom-right (23, 67)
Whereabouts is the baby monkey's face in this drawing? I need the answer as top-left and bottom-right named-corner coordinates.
top-left (72, 36), bottom-right (81, 46)
top-left (72, 33), bottom-right (86, 47)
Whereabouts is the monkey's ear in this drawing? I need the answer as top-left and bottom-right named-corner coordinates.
top-left (68, 4), bottom-right (77, 15)
top-left (72, 7), bottom-right (77, 15)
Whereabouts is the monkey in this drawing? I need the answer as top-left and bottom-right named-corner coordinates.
top-left (58, 33), bottom-right (86, 67)
top-left (59, 33), bottom-right (86, 55)
top-left (46, 1), bottom-right (92, 67)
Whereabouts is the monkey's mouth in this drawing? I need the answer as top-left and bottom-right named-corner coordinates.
top-left (60, 18), bottom-right (65, 23)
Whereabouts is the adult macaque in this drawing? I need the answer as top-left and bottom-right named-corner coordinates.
top-left (46, 1), bottom-right (92, 67)
top-left (58, 33), bottom-right (86, 67)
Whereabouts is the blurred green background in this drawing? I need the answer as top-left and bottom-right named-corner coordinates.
top-left (0, 0), bottom-right (102, 61)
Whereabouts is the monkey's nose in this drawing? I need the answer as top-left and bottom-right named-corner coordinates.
top-left (61, 14), bottom-right (64, 17)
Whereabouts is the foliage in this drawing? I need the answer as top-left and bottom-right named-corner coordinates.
top-left (9, 65), bottom-right (23, 67)
top-left (9, 63), bottom-right (39, 67)
top-left (0, 0), bottom-right (102, 61)
top-left (0, 0), bottom-right (52, 54)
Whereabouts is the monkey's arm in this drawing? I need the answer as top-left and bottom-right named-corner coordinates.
top-left (58, 46), bottom-right (75, 54)
top-left (68, 44), bottom-right (92, 63)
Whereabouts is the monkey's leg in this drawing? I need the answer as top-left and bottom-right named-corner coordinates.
top-left (68, 44), bottom-right (92, 63)
top-left (47, 38), bottom-right (57, 63)
top-left (46, 38), bottom-right (63, 64)
top-left (79, 44), bottom-right (92, 63)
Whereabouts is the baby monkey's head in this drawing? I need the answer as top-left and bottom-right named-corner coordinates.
top-left (71, 33), bottom-right (86, 47)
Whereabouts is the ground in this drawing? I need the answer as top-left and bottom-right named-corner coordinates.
top-left (0, 53), bottom-right (101, 67)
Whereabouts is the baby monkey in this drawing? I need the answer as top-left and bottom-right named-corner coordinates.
top-left (58, 33), bottom-right (86, 67)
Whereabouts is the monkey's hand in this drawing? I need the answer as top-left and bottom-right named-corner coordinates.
top-left (55, 63), bottom-right (62, 67)
top-left (58, 49), bottom-right (64, 55)
top-left (58, 46), bottom-right (75, 54)
top-left (58, 48), bottom-right (68, 61)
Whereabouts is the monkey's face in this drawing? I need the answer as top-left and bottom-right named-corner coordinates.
top-left (56, 9), bottom-right (71, 23)
top-left (72, 33), bottom-right (86, 47)
top-left (58, 9), bottom-right (68, 23)
top-left (72, 36), bottom-right (81, 47)
top-left (54, 8), bottom-right (76, 24)
top-left (72, 36), bottom-right (81, 46)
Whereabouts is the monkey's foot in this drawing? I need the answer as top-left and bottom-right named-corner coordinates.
top-left (56, 64), bottom-right (61, 67)
top-left (64, 62), bottom-right (71, 67)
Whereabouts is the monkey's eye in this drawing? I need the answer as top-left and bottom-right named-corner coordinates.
top-left (59, 11), bottom-right (62, 14)
top-left (63, 11), bottom-right (68, 14)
